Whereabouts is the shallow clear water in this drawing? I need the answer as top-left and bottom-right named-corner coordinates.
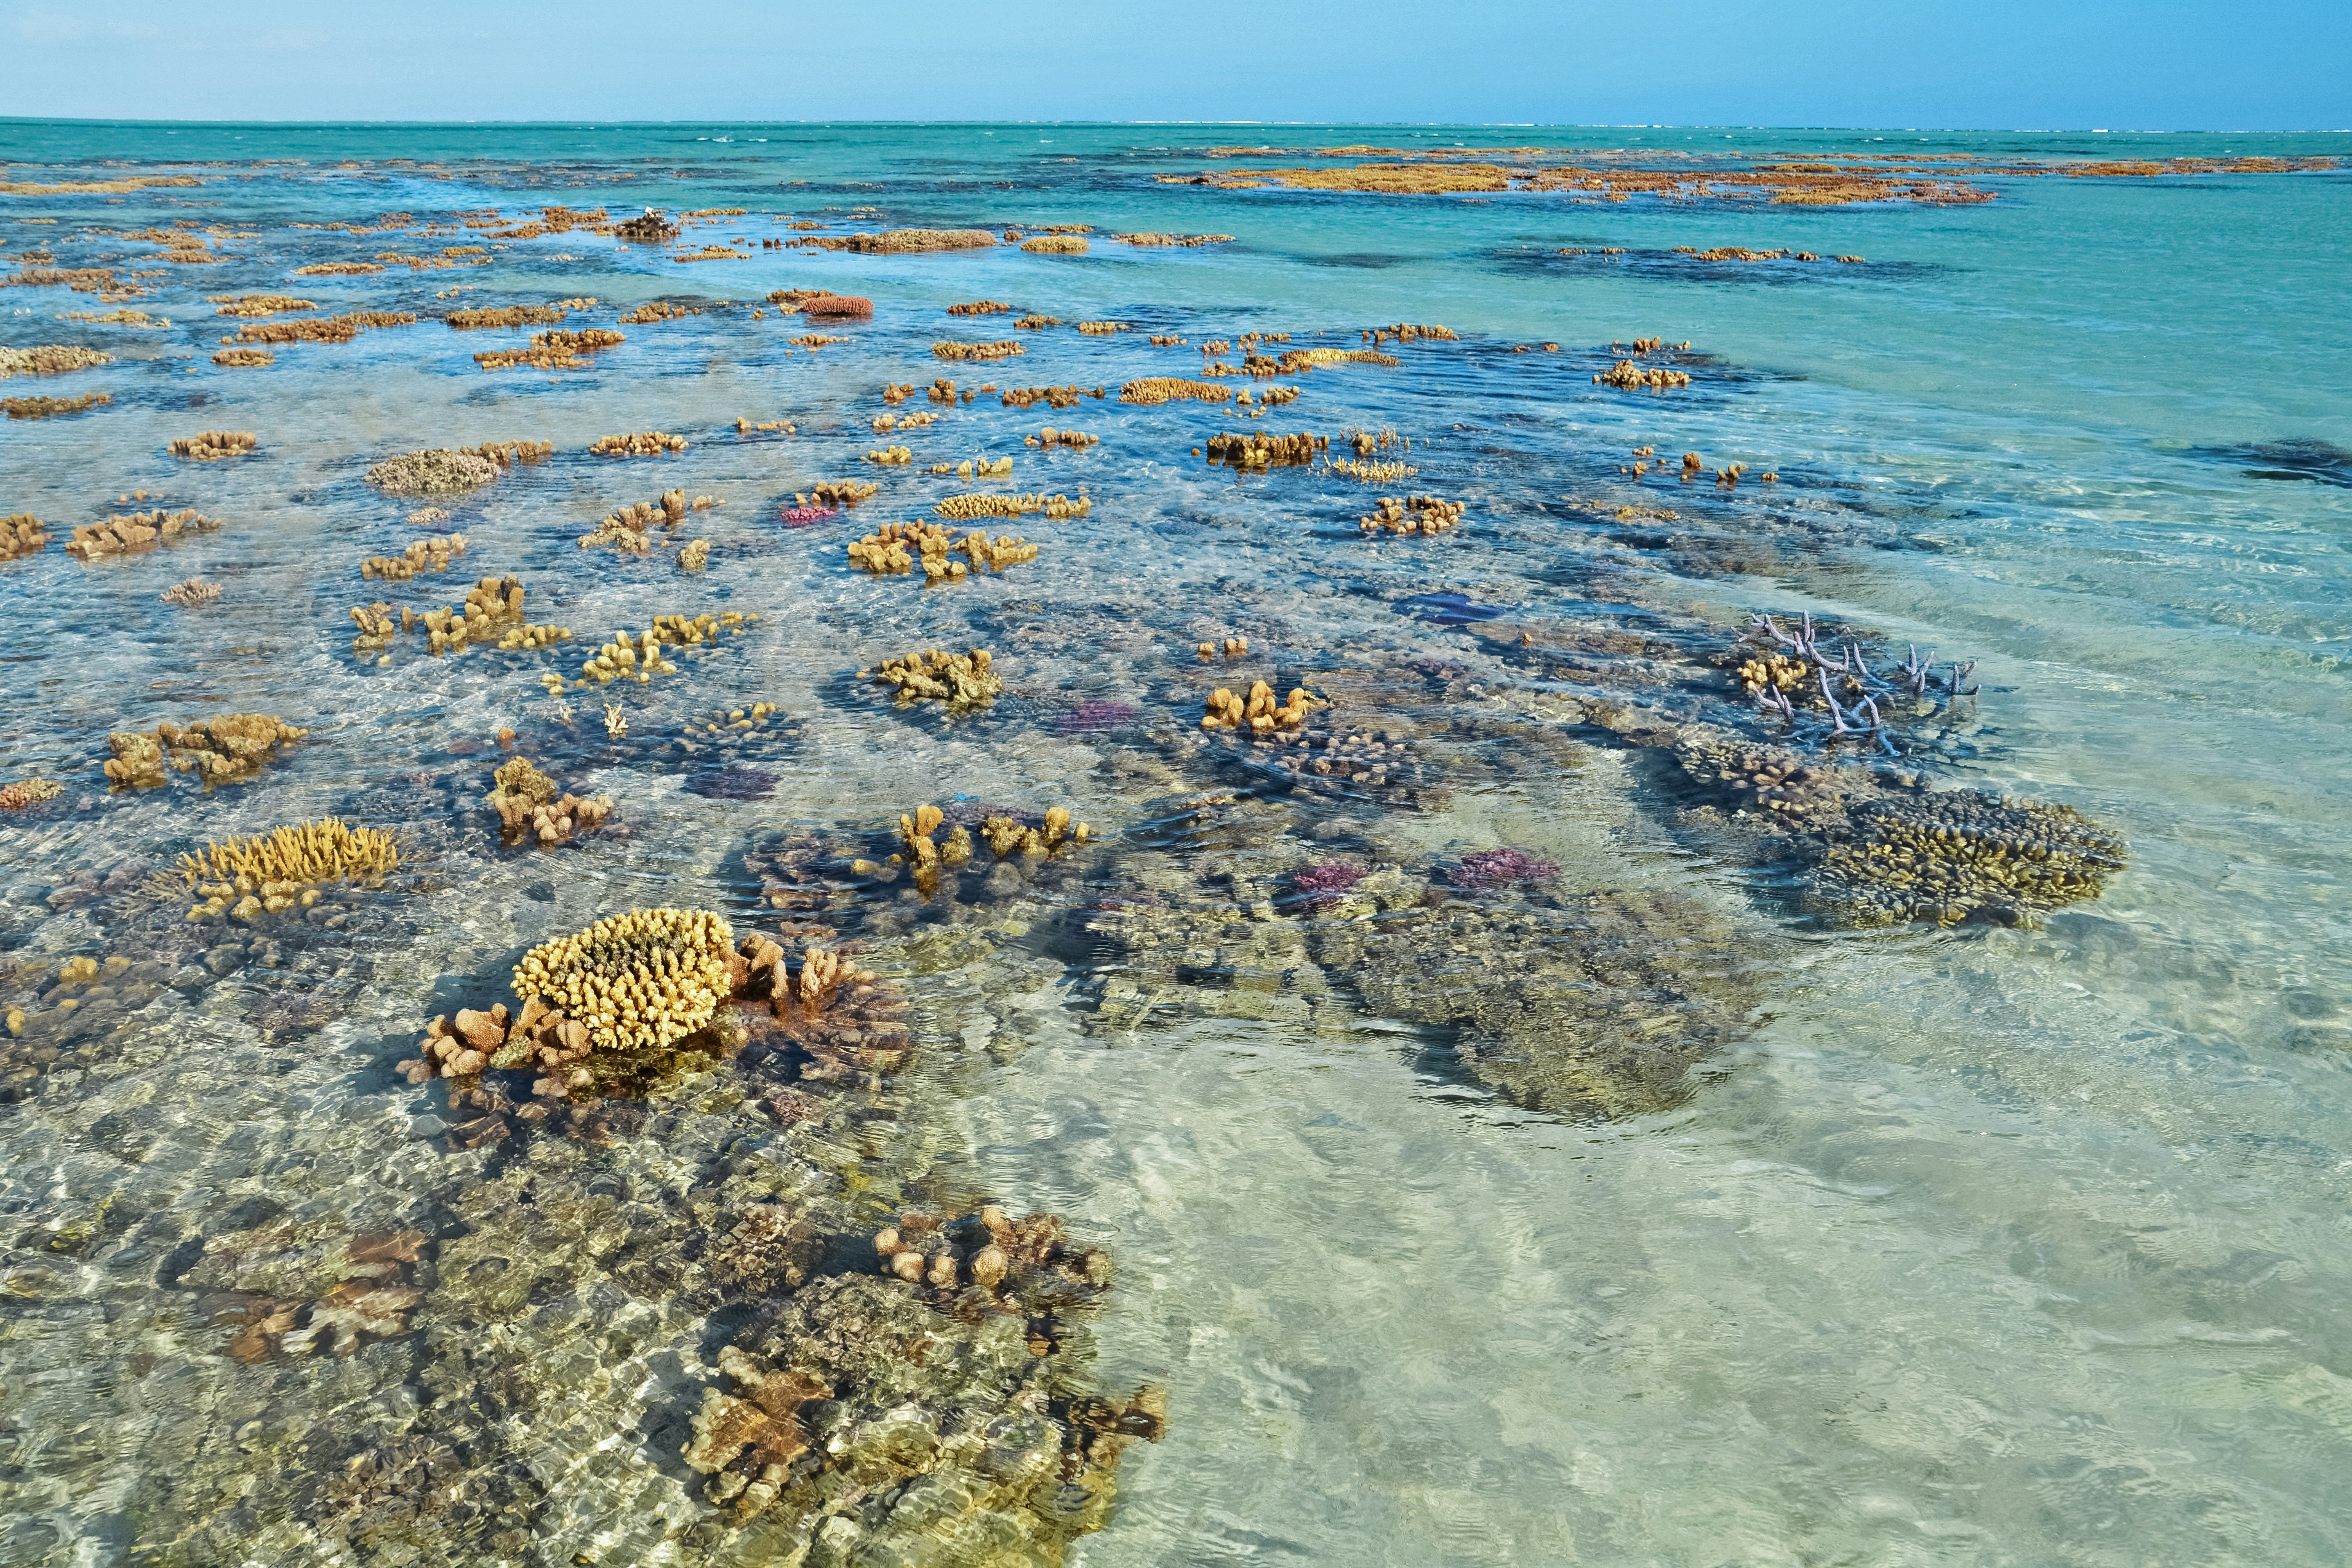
top-left (1, 121), bottom-right (2348, 1566)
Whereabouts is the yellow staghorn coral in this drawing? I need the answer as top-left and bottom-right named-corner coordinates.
top-left (509, 907), bottom-right (736, 1054)
top-left (178, 819), bottom-right (399, 910)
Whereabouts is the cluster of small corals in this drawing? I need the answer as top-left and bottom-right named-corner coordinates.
top-left (847, 521), bottom-right (1039, 581)
top-left (934, 491), bottom-right (1089, 520)
top-left (1076, 321), bottom-right (1129, 335)
top-left (475, 328), bottom-right (624, 371)
top-left (791, 333), bottom-right (848, 349)
top-left (1115, 231), bottom-right (1233, 247)
top-left (227, 311), bottom-right (415, 347)
top-left (1365, 324), bottom-right (1458, 343)
top-left (1054, 699), bottom-right (1139, 735)
top-left (578, 611), bottom-right (747, 685)
top-left (167, 430), bottom-right (258, 461)
top-left (179, 819), bottom-right (399, 921)
top-left (1024, 426), bottom-right (1099, 449)
top-left (1000, 384), bottom-right (1101, 408)
top-left (67, 509), bottom-right (219, 559)
top-left (947, 300), bottom-right (1012, 316)
top-left (1360, 496), bottom-right (1465, 536)
top-left (872, 410), bottom-right (938, 432)
top-left (1597, 360), bottom-right (1692, 389)
top-left (446, 302), bottom-right (571, 329)
top-left (1149, 335), bottom-right (1185, 346)
top-left (486, 756), bottom-right (615, 848)
top-left (618, 300), bottom-right (701, 325)
top-left (4, 391), bottom-right (111, 418)
top-left (580, 488), bottom-right (716, 553)
top-left (873, 1204), bottom-right (1110, 1296)
top-left (1259, 385), bottom-right (1302, 406)
top-left (1202, 679), bottom-right (1316, 732)
top-left (864, 443), bottom-right (911, 465)
top-left (927, 455), bottom-right (1013, 479)
top-left (468, 438), bottom-right (554, 469)
top-left (1327, 457), bottom-right (1416, 482)
top-left (1, 514), bottom-right (49, 559)
top-left (1020, 235), bottom-right (1088, 253)
top-left (613, 210), bottom-right (681, 243)
top-left (160, 576), bottom-right (222, 607)
top-left (1206, 431), bottom-right (1326, 467)
top-left (1451, 847), bottom-right (1560, 891)
top-left (365, 448), bottom-right (501, 497)
top-left (211, 349), bottom-right (274, 367)
top-left (362, 534), bottom-right (467, 579)
top-left (590, 430), bottom-right (688, 456)
top-left (868, 647), bottom-right (1003, 712)
top-left (799, 228), bottom-right (994, 254)
top-left (106, 714), bottom-right (308, 788)
top-left (932, 339), bottom-right (1026, 362)
top-left (1738, 652), bottom-right (1809, 696)
top-left (354, 576), bottom-right (532, 656)
top-left (0, 778), bottom-right (63, 811)
top-left (892, 801), bottom-right (1091, 892)
top-left (1015, 315), bottom-right (1062, 330)
top-left (1119, 377), bottom-right (1233, 406)
top-left (1291, 861), bottom-right (1368, 909)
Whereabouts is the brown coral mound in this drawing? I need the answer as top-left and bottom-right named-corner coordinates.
top-left (934, 491), bottom-right (1089, 520)
top-left (486, 756), bottom-right (614, 848)
top-left (932, 339), bottom-right (1025, 362)
top-left (227, 310), bottom-right (415, 346)
top-left (1207, 430), bottom-right (1326, 467)
top-left (474, 326), bottom-right (624, 370)
top-left (1025, 425), bottom-right (1099, 449)
top-left (799, 293), bottom-right (873, 317)
top-left (590, 430), bottom-right (688, 457)
top-left (67, 509), bottom-right (219, 560)
top-left (1115, 232), bottom-right (1235, 247)
top-left (0, 778), bottom-right (63, 810)
top-left (946, 299), bottom-right (1012, 316)
top-left (613, 210), bottom-right (681, 244)
top-left (1, 514), bottom-right (49, 561)
top-left (289, 262), bottom-right (385, 276)
top-left (4, 391), bottom-right (110, 418)
top-left (210, 349), bottom-right (274, 368)
top-left (365, 448), bottom-right (501, 497)
top-left (846, 521), bottom-right (1039, 581)
top-left (211, 293), bottom-right (317, 317)
top-left (167, 430), bottom-right (258, 461)
top-left (160, 577), bottom-right (222, 608)
top-left (1597, 359), bottom-right (1691, 389)
top-left (1020, 235), bottom-right (1088, 253)
top-left (1360, 495), bottom-right (1465, 536)
top-left (0, 346), bottom-right (111, 380)
top-left (803, 228), bottom-right (995, 254)
top-left (1000, 383), bottom-right (1100, 408)
top-left (105, 714), bottom-right (307, 789)
top-left (1119, 377), bottom-right (1233, 406)
top-left (446, 302), bottom-right (572, 328)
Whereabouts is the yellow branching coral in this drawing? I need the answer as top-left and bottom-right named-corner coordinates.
top-left (511, 907), bottom-right (736, 1054)
top-left (1119, 377), bottom-right (1232, 406)
top-left (847, 521), bottom-right (1038, 581)
top-left (178, 819), bottom-right (399, 905)
top-left (869, 648), bottom-right (1003, 712)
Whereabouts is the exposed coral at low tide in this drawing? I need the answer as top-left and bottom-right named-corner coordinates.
top-left (159, 575), bottom-right (222, 607)
top-left (365, 447), bottom-right (501, 497)
top-left (589, 430), bottom-right (688, 457)
top-left (0, 345), bottom-right (112, 379)
top-left (105, 714), bottom-right (308, 789)
top-left (485, 756), bottom-right (614, 848)
top-left (1360, 494), bottom-right (1466, 536)
top-left (846, 520), bottom-right (1039, 580)
top-left (67, 508), bottom-right (219, 559)
top-left (867, 647), bottom-right (1003, 712)
top-left (167, 429), bottom-right (258, 461)
top-left (1, 513), bottom-right (49, 559)
top-left (4, 390), bottom-right (109, 418)
top-left (1120, 376), bottom-right (1233, 405)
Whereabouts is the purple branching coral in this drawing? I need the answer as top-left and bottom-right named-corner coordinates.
top-left (1291, 861), bottom-right (1368, 909)
top-left (1451, 847), bottom-right (1559, 891)
top-left (1054, 699), bottom-right (1139, 737)
top-left (780, 506), bottom-right (835, 527)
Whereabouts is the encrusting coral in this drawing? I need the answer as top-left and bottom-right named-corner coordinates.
top-left (999, 383), bottom-right (1101, 408)
top-left (67, 509), bottom-right (220, 560)
top-left (485, 756), bottom-right (615, 849)
top-left (211, 293), bottom-right (317, 317)
top-left (1, 514), bottom-right (49, 561)
top-left (846, 520), bottom-right (1039, 581)
top-left (1020, 235), bottom-right (1088, 253)
top-left (167, 430), bottom-right (258, 461)
top-left (194, 1225), bottom-right (425, 1364)
top-left (867, 647), bottom-right (1003, 712)
top-left (105, 715), bottom-right (308, 789)
top-left (1360, 494), bottom-right (1466, 536)
top-left (796, 228), bottom-right (995, 253)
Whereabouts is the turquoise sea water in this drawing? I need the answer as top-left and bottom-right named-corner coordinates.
top-left (1, 121), bottom-right (2349, 1566)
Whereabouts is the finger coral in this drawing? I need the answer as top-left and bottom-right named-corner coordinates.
top-left (846, 521), bottom-right (1038, 581)
top-left (575, 611), bottom-right (749, 686)
top-left (486, 757), bottom-right (615, 849)
top-left (361, 534), bottom-right (466, 578)
top-left (589, 430), bottom-right (688, 456)
top-left (946, 300), bottom-right (1012, 316)
top-left (932, 339), bottom-right (1025, 362)
top-left (67, 509), bottom-right (219, 559)
top-left (1360, 495), bottom-right (1465, 536)
top-left (178, 819), bottom-right (399, 903)
top-left (4, 391), bottom-right (110, 418)
top-left (1119, 377), bottom-right (1233, 405)
top-left (868, 647), bottom-right (1003, 712)
top-left (106, 714), bottom-right (307, 789)
top-left (1000, 384), bottom-right (1100, 408)
top-left (580, 488), bottom-right (692, 553)
top-left (1, 514), bottom-right (48, 560)
top-left (795, 479), bottom-right (879, 509)
top-left (167, 430), bottom-right (258, 461)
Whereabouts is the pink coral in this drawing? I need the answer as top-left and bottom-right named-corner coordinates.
top-left (1452, 847), bottom-right (1559, 891)
top-left (780, 506), bottom-right (835, 527)
top-left (1291, 862), bottom-right (1368, 909)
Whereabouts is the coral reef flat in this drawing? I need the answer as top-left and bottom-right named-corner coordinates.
top-left (0, 119), bottom-right (2347, 1568)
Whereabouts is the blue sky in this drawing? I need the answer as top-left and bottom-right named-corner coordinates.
top-left (2, 0), bottom-right (2345, 129)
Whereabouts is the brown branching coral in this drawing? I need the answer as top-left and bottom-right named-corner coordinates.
top-left (934, 491), bottom-right (1089, 520)
top-left (867, 647), bottom-right (1003, 712)
top-left (1, 514), bottom-right (48, 560)
top-left (67, 509), bottom-right (219, 559)
top-left (1119, 377), bottom-right (1233, 405)
top-left (0, 346), bottom-right (111, 379)
top-left (474, 327), bottom-right (624, 370)
top-left (1207, 431), bottom-right (1326, 467)
top-left (486, 757), bottom-right (614, 848)
top-left (1360, 495), bottom-right (1465, 536)
top-left (4, 391), bottom-right (110, 418)
top-left (590, 430), bottom-right (688, 456)
top-left (166, 430), bottom-right (257, 463)
top-left (932, 339), bottom-right (1025, 362)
